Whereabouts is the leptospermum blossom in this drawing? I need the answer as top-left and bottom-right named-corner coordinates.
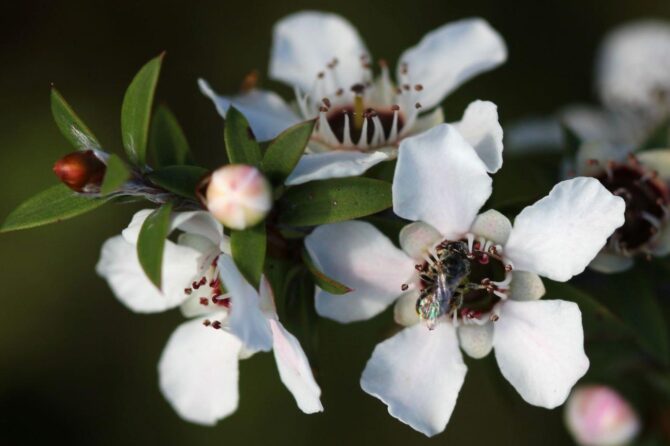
top-left (96, 210), bottom-right (322, 425)
top-left (572, 144), bottom-right (670, 273)
top-left (199, 11), bottom-right (506, 185)
top-left (305, 124), bottom-right (626, 436)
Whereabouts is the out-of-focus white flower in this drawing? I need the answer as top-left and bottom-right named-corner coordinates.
top-left (305, 124), bottom-right (625, 436)
top-left (597, 20), bottom-right (670, 118)
top-left (96, 210), bottom-right (322, 425)
top-left (200, 11), bottom-right (506, 184)
top-left (204, 164), bottom-right (272, 230)
top-left (565, 385), bottom-right (641, 446)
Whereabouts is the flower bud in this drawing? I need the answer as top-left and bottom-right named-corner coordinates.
top-left (53, 150), bottom-right (106, 193)
top-left (565, 385), bottom-right (640, 446)
top-left (205, 164), bottom-right (272, 230)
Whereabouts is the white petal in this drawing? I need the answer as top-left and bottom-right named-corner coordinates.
top-left (399, 221), bottom-right (442, 260)
top-left (493, 300), bottom-right (589, 408)
top-left (285, 150), bottom-right (390, 185)
top-left (122, 209), bottom-right (222, 247)
top-left (361, 322), bottom-right (467, 437)
top-left (96, 236), bottom-right (200, 313)
top-left (305, 221), bottom-right (415, 323)
top-left (471, 209), bottom-right (512, 245)
top-left (453, 100), bottom-right (504, 173)
top-left (458, 323), bottom-right (493, 359)
top-left (158, 316), bottom-right (241, 425)
top-left (505, 178), bottom-right (626, 282)
top-left (393, 290), bottom-right (421, 327)
top-left (638, 149), bottom-right (670, 181)
top-left (596, 20), bottom-right (670, 113)
top-left (270, 11), bottom-right (369, 92)
top-left (588, 250), bottom-right (634, 273)
top-left (508, 271), bottom-right (546, 301)
top-left (121, 209), bottom-right (154, 243)
top-left (398, 18), bottom-right (506, 109)
top-left (198, 79), bottom-right (300, 141)
top-left (270, 320), bottom-right (323, 413)
top-left (393, 124), bottom-right (492, 238)
top-left (217, 256), bottom-right (273, 352)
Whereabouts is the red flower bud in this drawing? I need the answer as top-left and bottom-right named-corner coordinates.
top-left (53, 150), bottom-right (106, 192)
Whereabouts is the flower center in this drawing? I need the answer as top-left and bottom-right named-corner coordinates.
top-left (182, 255), bottom-right (230, 330)
top-left (592, 156), bottom-right (669, 254)
top-left (411, 237), bottom-right (512, 330)
top-left (294, 57), bottom-right (426, 151)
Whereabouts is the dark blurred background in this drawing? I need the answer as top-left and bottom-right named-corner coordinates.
top-left (2, 1), bottom-right (669, 444)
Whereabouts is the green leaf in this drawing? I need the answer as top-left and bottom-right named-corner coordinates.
top-left (149, 105), bottom-right (193, 166)
top-left (100, 154), bottom-right (131, 195)
top-left (1, 184), bottom-right (109, 233)
top-left (278, 177), bottom-right (392, 226)
top-left (137, 203), bottom-right (173, 289)
top-left (282, 270), bottom-right (320, 368)
top-left (121, 54), bottom-right (164, 166)
top-left (224, 107), bottom-right (262, 166)
top-left (231, 222), bottom-right (266, 288)
top-left (148, 165), bottom-right (208, 200)
top-left (301, 248), bottom-right (352, 295)
top-left (50, 88), bottom-right (100, 150)
top-left (261, 120), bottom-right (315, 183)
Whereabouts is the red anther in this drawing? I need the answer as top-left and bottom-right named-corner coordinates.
top-left (336, 88), bottom-right (344, 96)
top-left (350, 83), bottom-right (366, 94)
top-left (414, 84), bottom-right (424, 91)
top-left (505, 264), bottom-right (513, 272)
top-left (490, 314), bottom-right (500, 322)
top-left (403, 84), bottom-right (411, 91)
top-left (184, 288), bottom-right (193, 295)
top-left (479, 254), bottom-right (490, 265)
top-left (391, 104), bottom-right (400, 111)
top-left (319, 106), bottom-right (329, 113)
top-left (53, 150), bottom-right (107, 192)
top-left (322, 97), bottom-right (331, 108)
top-left (395, 87), bottom-right (403, 94)
top-left (400, 63), bottom-right (408, 74)
top-left (212, 321), bottom-right (222, 330)
top-left (203, 319), bottom-right (211, 326)
top-left (219, 297), bottom-right (231, 308)
top-left (415, 102), bottom-right (422, 109)
top-left (317, 72), bottom-right (325, 79)
top-left (192, 281), bottom-right (201, 290)
top-left (199, 298), bottom-right (209, 306)
top-left (587, 159), bottom-right (600, 166)
top-left (473, 241), bottom-right (482, 250)
top-left (199, 277), bottom-right (207, 286)
top-left (401, 284), bottom-right (409, 291)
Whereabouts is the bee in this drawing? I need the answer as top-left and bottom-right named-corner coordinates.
top-left (416, 241), bottom-right (471, 329)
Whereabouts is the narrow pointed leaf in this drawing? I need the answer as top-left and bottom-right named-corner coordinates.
top-left (137, 203), bottom-right (173, 289)
top-left (1, 184), bottom-right (109, 233)
top-left (301, 248), bottom-right (352, 295)
top-left (100, 154), bottom-right (131, 195)
top-left (50, 88), bottom-right (100, 150)
top-left (224, 107), bottom-right (262, 166)
top-left (149, 105), bottom-right (193, 166)
top-left (278, 177), bottom-right (392, 226)
top-left (261, 120), bottom-right (315, 183)
top-left (147, 165), bottom-right (208, 200)
top-left (121, 54), bottom-right (164, 166)
top-left (231, 222), bottom-right (266, 288)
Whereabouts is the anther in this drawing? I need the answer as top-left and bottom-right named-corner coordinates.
top-left (401, 284), bottom-right (409, 291)
top-left (415, 102), bottom-right (422, 109)
top-left (403, 84), bottom-right (411, 91)
top-left (391, 104), bottom-right (400, 111)
top-left (322, 97), bottom-right (331, 108)
top-left (414, 84), bottom-right (424, 91)
top-left (212, 321), bottom-right (222, 330)
top-left (504, 264), bottom-right (513, 272)
top-left (184, 288), bottom-right (193, 295)
top-left (203, 319), bottom-right (211, 327)
top-left (317, 72), bottom-right (325, 79)
top-left (490, 314), bottom-right (500, 322)
top-left (199, 298), bottom-right (209, 306)
top-left (587, 159), bottom-right (600, 166)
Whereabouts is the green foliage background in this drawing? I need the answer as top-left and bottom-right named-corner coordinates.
top-left (2, 1), bottom-right (669, 444)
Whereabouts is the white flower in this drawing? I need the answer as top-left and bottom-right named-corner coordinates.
top-left (305, 124), bottom-right (625, 436)
top-left (199, 11), bottom-right (506, 184)
top-left (96, 210), bottom-right (322, 425)
top-left (565, 385), bottom-right (640, 446)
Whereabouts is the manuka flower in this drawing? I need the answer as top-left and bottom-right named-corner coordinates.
top-left (96, 210), bottom-right (322, 425)
top-left (199, 11), bottom-right (506, 184)
top-left (304, 124), bottom-right (625, 436)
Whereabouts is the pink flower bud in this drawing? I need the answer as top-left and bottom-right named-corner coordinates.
top-left (53, 150), bottom-right (106, 193)
top-left (565, 385), bottom-right (640, 446)
top-left (205, 164), bottom-right (272, 230)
